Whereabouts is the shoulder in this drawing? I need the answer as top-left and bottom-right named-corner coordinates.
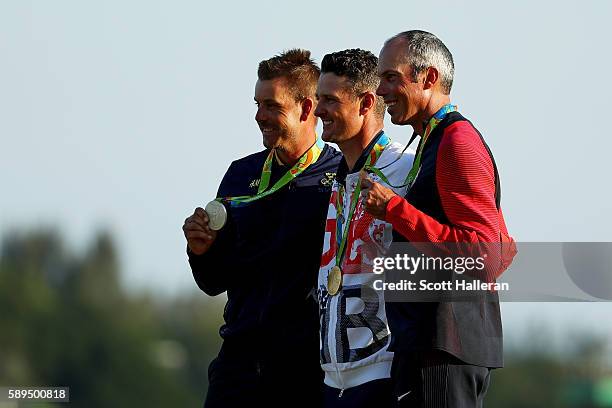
top-left (224, 149), bottom-right (269, 176)
top-left (321, 144), bottom-right (342, 163)
top-left (217, 149), bottom-right (269, 196)
top-left (229, 149), bottom-right (269, 168)
top-left (439, 114), bottom-right (489, 158)
top-left (298, 144), bottom-right (340, 190)
top-left (442, 119), bottom-right (481, 142)
top-left (310, 144), bottom-right (342, 173)
top-left (438, 113), bottom-right (485, 152)
top-left (438, 117), bottom-right (493, 176)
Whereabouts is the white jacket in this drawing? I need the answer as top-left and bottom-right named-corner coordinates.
top-left (317, 140), bottom-right (415, 390)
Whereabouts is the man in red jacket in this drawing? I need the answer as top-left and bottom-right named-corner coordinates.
top-left (361, 30), bottom-right (512, 407)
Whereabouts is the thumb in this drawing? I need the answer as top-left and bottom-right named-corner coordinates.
top-left (360, 175), bottom-right (374, 190)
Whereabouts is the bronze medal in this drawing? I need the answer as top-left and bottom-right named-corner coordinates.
top-left (327, 265), bottom-right (343, 296)
top-left (205, 200), bottom-right (227, 231)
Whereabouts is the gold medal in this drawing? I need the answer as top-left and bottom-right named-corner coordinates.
top-left (205, 200), bottom-right (227, 231)
top-left (327, 265), bottom-right (343, 296)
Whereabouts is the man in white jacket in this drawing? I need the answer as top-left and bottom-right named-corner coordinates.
top-left (314, 48), bottom-right (415, 408)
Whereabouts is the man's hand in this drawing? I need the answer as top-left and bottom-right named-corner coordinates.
top-left (183, 207), bottom-right (217, 255)
top-left (360, 175), bottom-right (398, 220)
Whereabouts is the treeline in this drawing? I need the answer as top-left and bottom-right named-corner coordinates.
top-left (0, 229), bottom-right (224, 407)
top-left (487, 331), bottom-right (612, 407)
top-left (0, 229), bottom-right (610, 407)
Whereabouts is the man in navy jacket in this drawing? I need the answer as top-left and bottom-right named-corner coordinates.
top-left (183, 49), bottom-right (341, 407)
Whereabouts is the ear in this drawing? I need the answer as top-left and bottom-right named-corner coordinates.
top-left (423, 67), bottom-right (439, 90)
top-left (300, 98), bottom-right (314, 122)
top-left (360, 92), bottom-right (377, 116)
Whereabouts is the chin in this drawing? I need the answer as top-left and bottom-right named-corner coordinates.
top-left (262, 135), bottom-right (278, 149)
top-left (390, 116), bottom-right (403, 125)
top-left (321, 132), bottom-right (335, 143)
top-left (391, 114), bottom-right (410, 126)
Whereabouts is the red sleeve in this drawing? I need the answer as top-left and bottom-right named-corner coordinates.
top-left (385, 121), bottom-right (499, 243)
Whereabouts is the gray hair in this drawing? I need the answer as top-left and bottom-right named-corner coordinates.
top-left (386, 30), bottom-right (454, 95)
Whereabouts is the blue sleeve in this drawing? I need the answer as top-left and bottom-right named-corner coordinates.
top-left (188, 162), bottom-right (238, 296)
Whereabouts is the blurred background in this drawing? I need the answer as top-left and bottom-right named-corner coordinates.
top-left (1, 1), bottom-right (611, 406)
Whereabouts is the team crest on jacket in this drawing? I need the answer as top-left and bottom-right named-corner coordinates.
top-left (320, 172), bottom-right (336, 187)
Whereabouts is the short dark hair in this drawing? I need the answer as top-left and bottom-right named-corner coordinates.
top-left (386, 30), bottom-right (454, 94)
top-left (257, 49), bottom-right (320, 102)
top-left (321, 48), bottom-right (385, 117)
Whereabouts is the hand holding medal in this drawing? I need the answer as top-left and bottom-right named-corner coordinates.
top-left (360, 174), bottom-right (397, 221)
top-left (182, 207), bottom-right (218, 255)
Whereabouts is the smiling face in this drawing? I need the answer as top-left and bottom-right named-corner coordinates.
top-left (254, 77), bottom-right (303, 149)
top-left (314, 73), bottom-right (364, 144)
top-left (376, 40), bottom-right (426, 127)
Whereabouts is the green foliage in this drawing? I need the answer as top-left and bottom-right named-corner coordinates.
top-left (485, 329), bottom-right (612, 407)
top-left (1, 228), bottom-right (611, 407)
top-left (0, 228), bottom-right (224, 407)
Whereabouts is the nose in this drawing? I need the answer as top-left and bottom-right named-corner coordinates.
top-left (314, 103), bottom-right (324, 118)
top-left (376, 82), bottom-right (386, 97)
top-left (255, 106), bottom-right (266, 122)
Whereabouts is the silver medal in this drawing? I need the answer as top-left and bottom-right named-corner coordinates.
top-left (205, 200), bottom-right (227, 231)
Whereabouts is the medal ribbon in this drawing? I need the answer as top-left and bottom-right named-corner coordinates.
top-left (364, 104), bottom-right (457, 189)
top-left (218, 137), bottom-right (325, 206)
top-left (404, 104), bottom-right (457, 187)
top-left (335, 133), bottom-right (391, 267)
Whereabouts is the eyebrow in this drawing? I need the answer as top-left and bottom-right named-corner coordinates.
top-left (254, 98), bottom-right (280, 104)
top-left (378, 69), bottom-right (398, 77)
top-left (317, 92), bottom-right (340, 100)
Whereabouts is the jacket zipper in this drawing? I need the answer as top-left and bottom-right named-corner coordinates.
top-left (332, 178), bottom-right (352, 397)
top-left (330, 294), bottom-right (346, 397)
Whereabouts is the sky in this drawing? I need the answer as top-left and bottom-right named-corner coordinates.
top-left (1, 0), bottom-right (611, 340)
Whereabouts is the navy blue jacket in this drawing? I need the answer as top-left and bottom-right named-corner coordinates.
top-left (189, 145), bottom-right (341, 360)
